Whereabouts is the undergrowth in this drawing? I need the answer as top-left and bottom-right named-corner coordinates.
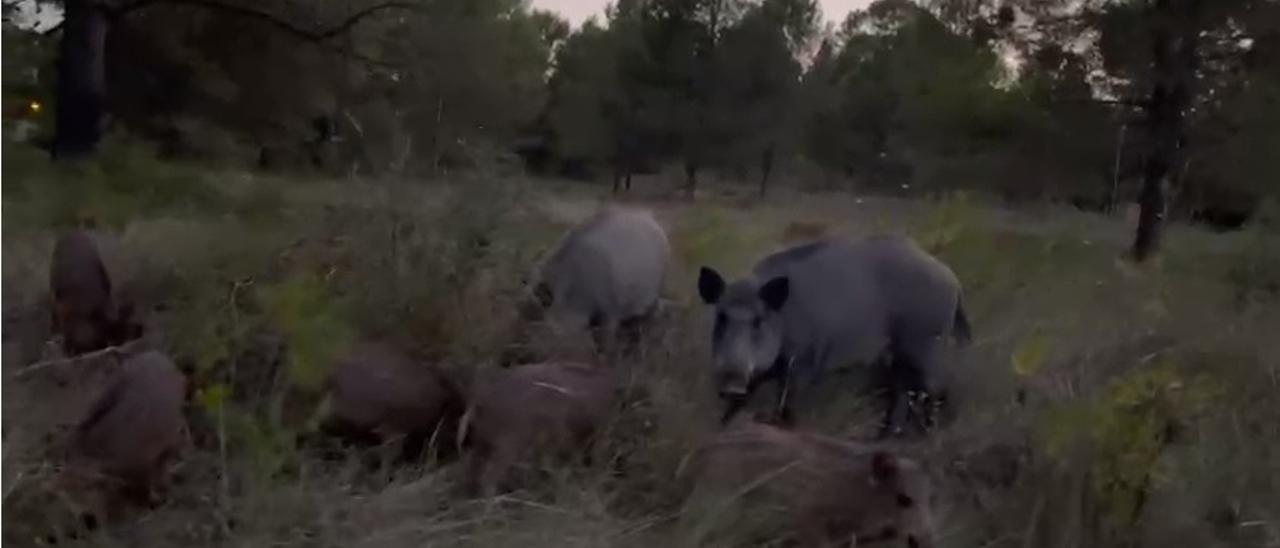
top-left (2, 147), bottom-right (1278, 548)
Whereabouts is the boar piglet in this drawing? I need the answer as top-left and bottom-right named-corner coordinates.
top-left (682, 421), bottom-right (936, 547)
top-left (60, 351), bottom-right (188, 519)
top-left (461, 361), bottom-right (618, 497)
top-left (320, 341), bottom-right (466, 462)
top-left (49, 230), bottom-right (141, 356)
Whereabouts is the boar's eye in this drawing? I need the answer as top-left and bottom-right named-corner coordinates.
top-left (896, 494), bottom-right (915, 508)
top-left (751, 317), bottom-right (761, 330)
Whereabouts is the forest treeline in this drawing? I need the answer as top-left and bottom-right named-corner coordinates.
top-left (3, 0), bottom-right (1278, 228)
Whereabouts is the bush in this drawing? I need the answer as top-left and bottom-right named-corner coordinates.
top-left (1226, 198), bottom-right (1280, 305)
top-left (2, 136), bottom-right (230, 230)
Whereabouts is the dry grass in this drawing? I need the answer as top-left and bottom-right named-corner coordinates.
top-left (3, 153), bottom-right (1279, 548)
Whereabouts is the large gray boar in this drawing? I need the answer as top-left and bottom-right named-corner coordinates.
top-left (461, 362), bottom-right (617, 497)
top-left (321, 341), bottom-right (465, 461)
top-left (698, 235), bottom-right (970, 437)
top-left (62, 350), bottom-right (188, 514)
top-left (681, 421), bottom-right (936, 547)
top-left (529, 207), bottom-right (669, 356)
top-left (49, 230), bottom-right (140, 356)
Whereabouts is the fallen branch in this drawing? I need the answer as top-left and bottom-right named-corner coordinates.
top-left (12, 338), bottom-right (149, 380)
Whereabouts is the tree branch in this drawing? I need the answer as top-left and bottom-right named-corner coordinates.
top-left (110, 0), bottom-right (416, 42)
top-left (1051, 97), bottom-right (1150, 108)
top-left (12, 338), bottom-right (150, 380)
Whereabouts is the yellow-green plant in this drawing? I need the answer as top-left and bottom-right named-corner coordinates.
top-left (1036, 361), bottom-right (1222, 543)
top-left (913, 190), bottom-right (980, 253)
top-left (260, 273), bottom-right (353, 393)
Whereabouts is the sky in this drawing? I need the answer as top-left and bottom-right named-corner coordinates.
top-left (531, 0), bottom-right (875, 27)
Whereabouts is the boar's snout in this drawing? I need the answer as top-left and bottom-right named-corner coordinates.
top-left (716, 371), bottom-right (750, 401)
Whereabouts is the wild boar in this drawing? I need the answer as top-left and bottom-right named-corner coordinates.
top-left (527, 207), bottom-right (670, 357)
top-left (681, 421), bottom-right (936, 547)
top-left (321, 341), bottom-right (466, 461)
top-left (62, 350), bottom-right (188, 513)
top-left (461, 361), bottom-right (617, 497)
top-left (697, 235), bottom-right (970, 437)
top-left (49, 230), bottom-right (140, 356)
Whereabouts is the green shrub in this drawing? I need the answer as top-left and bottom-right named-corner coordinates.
top-left (1226, 199), bottom-right (1280, 304)
top-left (2, 136), bottom-right (230, 229)
top-left (1037, 360), bottom-right (1222, 544)
top-left (260, 273), bottom-right (353, 393)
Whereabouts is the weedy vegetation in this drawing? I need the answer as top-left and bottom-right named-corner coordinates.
top-left (3, 142), bottom-right (1278, 548)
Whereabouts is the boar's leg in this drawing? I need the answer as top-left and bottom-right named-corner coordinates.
top-left (468, 439), bottom-right (518, 498)
top-left (588, 313), bottom-right (619, 359)
top-left (880, 333), bottom-right (945, 438)
top-left (775, 349), bottom-right (828, 427)
top-left (902, 334), bottom-right (947, 432)
top-left (400, 430), bottom-right (429, 464)
top-left (616, 313), bottom-right (650, 359)
top-left (402, 418), bottom-right (460, 464)
top-left (880, 353), bottom-right (915, 439)
top-left (319, 416), bottom-right (382, 449)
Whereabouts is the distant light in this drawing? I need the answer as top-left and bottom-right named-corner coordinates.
top-left (901, 183), bottom-right (910, 190)
top-left (29, 101), bottom-right (41, 113)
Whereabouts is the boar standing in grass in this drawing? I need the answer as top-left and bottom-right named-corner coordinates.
top-left (525, 207), bottom-right (670, 358)
top-left (49, 230), bottom-right (140, 356)
top-left (681, 421), bottom-right (936, 548)
top-left (461, 361), bottom-right (618, 497)
top-left (698, 235), bottom-right (970, 437)
top-left (60, 350), bottom-right (188, 518)
top-left (320, 341), bottom-right (466, 461)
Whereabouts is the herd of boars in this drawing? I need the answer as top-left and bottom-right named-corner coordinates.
top-left (29, 206), bottom-right (970, 545)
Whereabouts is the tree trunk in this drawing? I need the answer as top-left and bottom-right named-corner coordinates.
top-left (1133, 0), bottom-right (1197, 261)
top-left (430, 96), bottom-right (445, 175)
top-left (759, 143), bottom-right (776, 198)
top-left (52, 0), bottom-right (109, 161)
top-left (684, 161), bottom-right (698, 200)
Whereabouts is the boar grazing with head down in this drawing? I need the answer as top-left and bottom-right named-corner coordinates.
top-left (681, 421), bottom-right (936, 548)
top-left (49, 230), bottom-right (141, 356)
top-left (461, 362), bottom-right (618, 497)
top-left (698, 235), bottom-right (970, 437)
top-left (60, 350), bottom-right (188, 516)
top-left (321, 341), bottom-right (466, 461)
top-left (525, 207), bottom-right (669, 358)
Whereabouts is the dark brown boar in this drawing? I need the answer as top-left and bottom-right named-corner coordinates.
top-left (462, 361), bottom-right (617, 497)
top-left (62, 350), bottom-right (188, 516)
top-left (49, 230), bottom-right (140, 356)
top-left (321, 342), bottom-right (465, 461)
top-left (681, 421), bottom-right (936, 547)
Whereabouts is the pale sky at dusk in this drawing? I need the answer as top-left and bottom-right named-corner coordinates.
top-left (530, 0), bottom-right (875, 27)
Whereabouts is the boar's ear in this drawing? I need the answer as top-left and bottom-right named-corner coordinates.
top-left (871, 451), bottom-right (900, 483)
top-left (758, 276), bottom-right (789, 311)
top-left (698, 267), bottom-right (725, 305)
top-left (112, 302), bottom-right (143, 343)
top-left (534, 282), bottom-right (554, 308)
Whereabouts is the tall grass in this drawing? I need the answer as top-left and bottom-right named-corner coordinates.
top-left (2, 146), bottom-right (1277, 547)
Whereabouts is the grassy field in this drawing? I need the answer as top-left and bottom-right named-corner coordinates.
top-left (3, 143), bottom-right (1279, 547)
